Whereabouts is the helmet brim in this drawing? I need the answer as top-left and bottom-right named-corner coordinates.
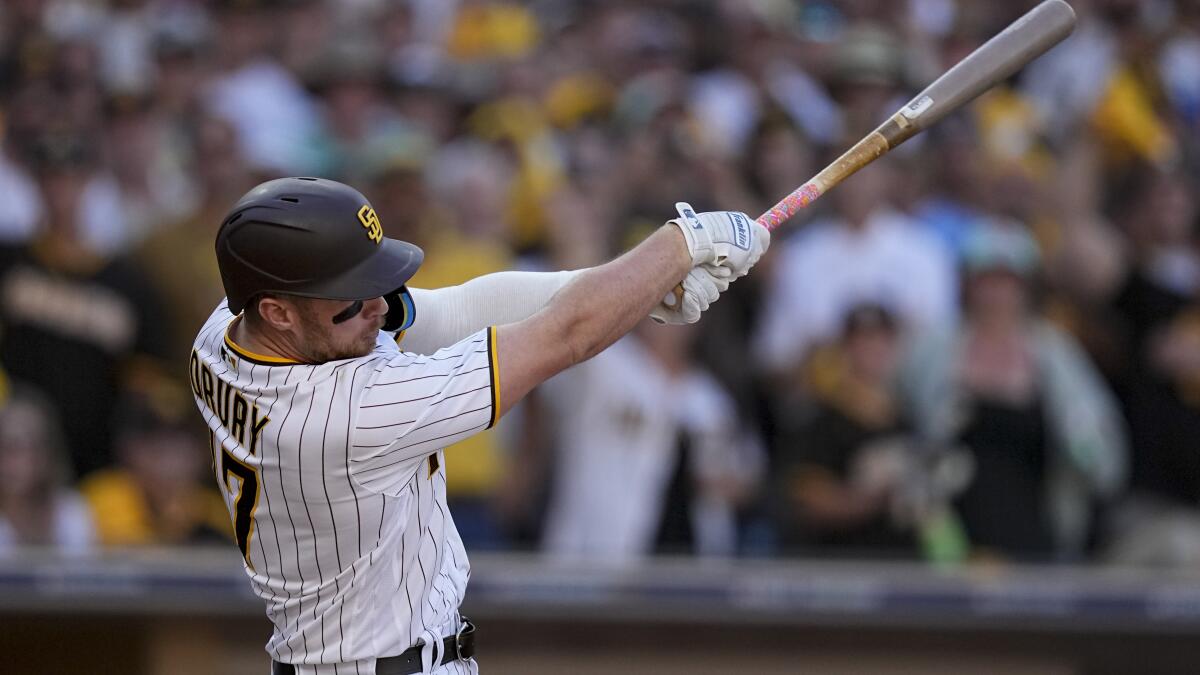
top-left (286, 237), bottom-right (424, 305)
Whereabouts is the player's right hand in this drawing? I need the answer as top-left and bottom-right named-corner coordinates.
top-left (669, 202), bottom-right (770, 278)
top-left (649, 264), bottom-right (731, 325)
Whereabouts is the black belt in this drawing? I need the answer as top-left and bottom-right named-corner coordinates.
top-left (272, 618), bottom-right (475, 675)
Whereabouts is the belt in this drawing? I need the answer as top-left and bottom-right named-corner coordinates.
top-left (272, 618), bottom-right (475, 675)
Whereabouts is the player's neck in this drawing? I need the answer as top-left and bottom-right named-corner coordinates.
top-left (231, 316), bottom-right (311, 364)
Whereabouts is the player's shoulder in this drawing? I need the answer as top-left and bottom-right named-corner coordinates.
top-left (193, 299), bottom-right (235, 351)
top-left (360, 326), bottom-right (492, 380)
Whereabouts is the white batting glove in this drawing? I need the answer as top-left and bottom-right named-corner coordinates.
top-left (670, 203), bottom-right (770, 278)
top-left (649, 264), bottom-right (732, 325)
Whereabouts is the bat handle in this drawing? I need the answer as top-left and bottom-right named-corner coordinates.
top-left (757, 182), bottom-right (823, 231)
top-left (756, 123), bottom-right (899, 231)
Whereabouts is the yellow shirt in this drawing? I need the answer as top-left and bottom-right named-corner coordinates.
top-left (1091, 65), bottom-right (1175, 167)
top-left (80, 470), bottom-right (231, 546)
top-left (446, 3), bottom-right (539, 61)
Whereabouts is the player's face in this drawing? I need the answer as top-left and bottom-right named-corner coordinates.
top-left (293, 296), bottom-right (388, 361)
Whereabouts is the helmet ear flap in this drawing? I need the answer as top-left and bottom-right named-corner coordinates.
top-left (382, 286), bottom-right (416, 332)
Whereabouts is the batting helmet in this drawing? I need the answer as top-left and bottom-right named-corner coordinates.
top-left (215, 177), bottom-right (423, 317)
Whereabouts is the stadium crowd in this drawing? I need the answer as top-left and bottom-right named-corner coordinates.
top-left (0, 0), bottom-right (1198, 567)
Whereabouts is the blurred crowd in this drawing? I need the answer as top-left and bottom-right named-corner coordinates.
top-left (0, 0), bottom-right (1199, 568)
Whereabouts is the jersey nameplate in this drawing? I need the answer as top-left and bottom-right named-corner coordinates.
top-left (190, 349), bottom-right (270, 453)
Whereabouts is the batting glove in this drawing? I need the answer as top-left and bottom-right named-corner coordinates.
top-left (649, 264), bottom-right (732, 325)
top-left (669, 202), bottom-right (770, 278)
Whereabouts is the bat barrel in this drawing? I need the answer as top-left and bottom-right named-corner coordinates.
top-left (897, 0), bottom-right (1076, 134)
top-left (755, 0), bottom-right (1076, 231)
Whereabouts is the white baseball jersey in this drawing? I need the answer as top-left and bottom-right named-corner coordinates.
top-left (188, 300), bottom-right (497, 674)
top-left (541, 336), bottom-right (749, 561)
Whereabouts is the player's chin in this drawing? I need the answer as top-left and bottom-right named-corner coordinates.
top-left (356, 331), bottom-right (378, 355)
top-left (330, 344), bottom-right (374, 361)
top-left (325, 335), bottom-right (376, 361)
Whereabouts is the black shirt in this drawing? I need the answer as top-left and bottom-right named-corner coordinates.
top-left (778, 403), bottom-right (918, 558)
top-left (0, 244), bottom-right (169, 476)
top-left (955, 394), bottom-right (1055, 558)
top-left (1113, 269), bottom-right (1200, 504)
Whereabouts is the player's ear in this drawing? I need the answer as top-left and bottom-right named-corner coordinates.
top-left (256, 296), bottom-right (297, 332)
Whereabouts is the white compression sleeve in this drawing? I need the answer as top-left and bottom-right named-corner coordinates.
top-left (400, 270), bottom-right (582, 355)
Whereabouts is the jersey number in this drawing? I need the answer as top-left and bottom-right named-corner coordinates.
top-left (221, 449), bottom-right (259, 568)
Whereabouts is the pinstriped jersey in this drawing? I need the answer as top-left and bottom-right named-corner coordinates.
top-left (188, 301), bottom-right (498, 673)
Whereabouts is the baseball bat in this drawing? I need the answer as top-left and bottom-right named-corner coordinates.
top-left (670, 0), bottom-right (1076, 305)
top-left (756, 0), bottom-right (1076, 230)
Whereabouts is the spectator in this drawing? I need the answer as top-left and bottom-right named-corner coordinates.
top-left (0, 135), bottom-right (171, 477)
top-left (204, 0), bottom-right (323, 174)
top-left (753, 159), bottom-right (957, 375)
top-left (910, 119), bottom-right (991, 257)
top-left (0, 0), bottom-right (1196, 570)
top-left (752, 23), bottom-right (954, 379)
top-left (0, 386), bottom-right (95, 553)
top-left (898, 221), bottom-right (1127, 561)
top-left (775, 304), bottom-right (919, 558)
top-left (309, 44), bottom-right (417, 186)
top-left (541, 321), bottom-right (761, 562)
top-left (135, 115), bottom-right (255, 358)
top-left (101, 92), bottom-right (197, 245)
top-left (414, 139), bottom-right (516, 287)
top-left (80, 393), bottom-right (229, 547)
top-left (1110, 169), bottom-right (1200, 506)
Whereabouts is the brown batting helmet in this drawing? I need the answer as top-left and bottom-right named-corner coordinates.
top-left (215, 177), bottom-right (423, 315)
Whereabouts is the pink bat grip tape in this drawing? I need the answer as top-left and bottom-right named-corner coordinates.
top-left (757, 183), bottom-right (821, 231)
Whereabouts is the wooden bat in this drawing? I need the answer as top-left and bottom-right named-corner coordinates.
top-left (757, 0), bottom-right (1076, 230)
top-left (671, 0), bottom-right (1076, 303)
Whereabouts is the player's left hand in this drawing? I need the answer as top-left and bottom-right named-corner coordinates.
top-left (649, 264), bottom-right (731, 325)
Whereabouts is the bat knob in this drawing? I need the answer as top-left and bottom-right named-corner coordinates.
top-left (667, 284), bottom-right (684, 307)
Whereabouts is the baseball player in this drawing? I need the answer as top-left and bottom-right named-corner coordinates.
top-left (188, 177), bottom-right (767, 674)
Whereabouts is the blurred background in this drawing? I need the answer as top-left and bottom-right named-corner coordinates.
top-left (1, 0), bottom-right (1200, 672)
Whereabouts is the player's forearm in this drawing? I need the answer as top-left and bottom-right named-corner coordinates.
top-left (550, 226), bottom-right (690, 364)
top-left (495, 226), bottom-right (691, 414)
top-left (403, 270), bottom-right (582, 354)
